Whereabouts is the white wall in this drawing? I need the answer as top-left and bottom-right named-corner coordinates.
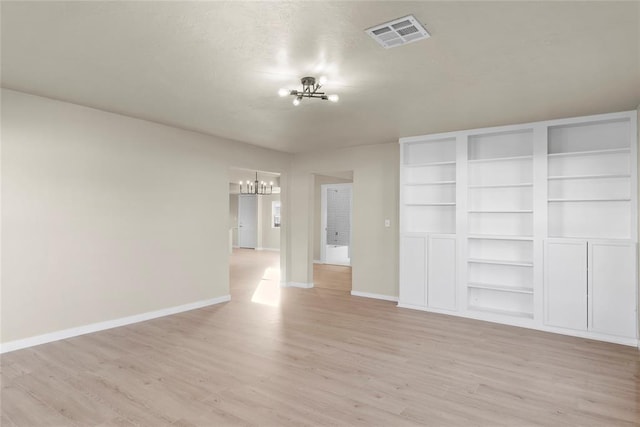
top-left (288, 144), bottom-right (399, 296)
top-left (229, 193), bottom-right (238, 247)
top-left (1, 89), bottom-right (291, 344)
top-left (260, 194), bottom-right (280, 250)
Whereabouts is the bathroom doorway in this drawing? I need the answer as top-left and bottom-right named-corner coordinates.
top-left (320, 183), bottom-right (352, 266)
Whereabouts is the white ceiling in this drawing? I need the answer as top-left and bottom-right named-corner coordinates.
top-left (2, 1), bottom-right (639, 153)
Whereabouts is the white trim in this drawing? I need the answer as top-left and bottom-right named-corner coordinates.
top-left (351, 291), bottom-right (398, 302)
top-left (284, 282), bottom-right (314, 289)
top-left (321, 184), bottom-right (327, 263)
top-left (0, 295), bottom-right (231, 354)
top-left (396, 303), bottom-right (638, 347)
top-left (313, 259), bottom-right (323, 264)
top-left (255, 247), bottom-right (280, 252)
top-left (399, 110), bottom-right (636, 144)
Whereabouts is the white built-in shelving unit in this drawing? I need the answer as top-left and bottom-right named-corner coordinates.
top-left (547, 119), bottom-right (633, 240)
top-left (399, 110), bottom-right (638, 346)
top-left (466, 129), bottom-right (535, 319)
top-left (402, 137), bottom-right (457, 234)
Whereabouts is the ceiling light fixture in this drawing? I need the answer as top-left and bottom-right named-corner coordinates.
top-left (240, 172), bottom-right (273, 196)
top-left (278, 76), bottom-right (339, 106)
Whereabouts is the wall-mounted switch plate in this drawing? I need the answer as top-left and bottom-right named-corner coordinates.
top-left (384, 219), bottom-right (391, 227)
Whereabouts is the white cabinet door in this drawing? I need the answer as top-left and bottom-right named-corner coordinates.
top-left (399, 235), bottom-right (426, 306)
top-left (427, 235), bottom-right (456, 310)
top-left (238, 195), bottom-right (257, 248)
top-left (544, 240), bottom-right (587, 330)
top-left (589, 242), bottom-right (637, 338)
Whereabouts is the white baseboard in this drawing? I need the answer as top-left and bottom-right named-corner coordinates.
top-left (283, 282), bottom-right (314, 289)
top-left (351, 291), bottom-right (398, 302)
top-left (0, 295), bottom-right (231, 354)
top-left (256, 247), bottom-right (280, 252)
top-left (313, 260), bottom-right (323, 264)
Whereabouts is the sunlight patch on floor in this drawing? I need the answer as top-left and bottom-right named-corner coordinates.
top-left (251, 267), bottom-right (281, 307)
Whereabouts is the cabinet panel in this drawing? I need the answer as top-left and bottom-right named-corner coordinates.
top-left (399, 235), bottom-right (426, 306)
top-left (427, 236), bottom-right (456, 310)
top-left (589, 242), bottom-right (637, 338)
top-left (544, 240), bottom-right (587, 330)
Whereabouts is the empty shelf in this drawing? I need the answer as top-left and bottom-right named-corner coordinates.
top-left (467, 234), bottom-right (533, 241)
top-left (468, 305), bottom-right (533, 319)
top-left (405, 202), bottom-right (456, 206)
top-left (404, 181), bottom-right (456, 186)
top-left (405, 160), bottom-right (456, 167)
top-left (468, 183), bottom-right (533, 189)
top-left (548, 173), bottom-right (630, 181)
top-left (468, 282), bottom-right (533, 294)
top-left (548, 198), bottom-right (630, 202)
top-left (468, 155), bottom-right (533, 164)
top-left (547, 147), bottom-right (630, 158)
top-left (468, 210), bottom-right (533, 213)
top-left (468, 258), bottom-right (533, 267)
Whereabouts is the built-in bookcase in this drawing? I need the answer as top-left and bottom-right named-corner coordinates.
top-left (399, 110), bottom-right (638, 346)
top-left (466, 130), bottom-right (535, 318)
top-left (547, 118), bottom-right (633, 239)
top-left (402, 137), bottom-right (456, 234)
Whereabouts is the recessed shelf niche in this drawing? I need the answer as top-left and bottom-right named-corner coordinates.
top-left (402, 137), bottom-right (456, 234)
top-left (467, 129), bottom-right (534, 319)
top-left (547, 119), bottom-right (632, 239)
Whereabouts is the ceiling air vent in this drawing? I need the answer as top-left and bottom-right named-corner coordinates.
top-left (365, 15), bottom-right (430, 49)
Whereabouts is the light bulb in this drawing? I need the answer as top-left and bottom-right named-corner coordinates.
top-left (278, 88), bottom-right (289, 97)
top-left (269, 181), bottom-right (273, 186)
top-left (328, 94), bottom-right (339, 102)
top-left (318, 76), bottom-right (328, 85)
top-left (293, 97), bottom-right (301, 106)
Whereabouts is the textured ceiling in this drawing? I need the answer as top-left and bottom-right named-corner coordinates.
top-left (1, 1), bottom-right (639, 153)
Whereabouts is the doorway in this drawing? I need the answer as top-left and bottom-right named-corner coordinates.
top-left (320, 183), bottom-right (352, 266)
top-left (229, 167), bottom-right (283, 302)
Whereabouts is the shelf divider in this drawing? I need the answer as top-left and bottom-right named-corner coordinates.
top-left (467, 234), bottom-right (533, 241)
top-left (547, 147), bottom-right (630, 158)
top-left (468, 210), bottom-right (533, 213)
top-left (468, 183), bottom-right (533, 189)
top-left (404, 181), bottom-right (456, 186)
top-left (467, 305), bottom-right (533, 319)
top-left (548, 173), bottom-right (630, 181)
top-left (548, 198), bottom-right (631, 203)
top-left (468, 155), bottom-right (533, 164)
top-left (405, 160), bottom-right (456, 167)
top-left (467, 282), bottom-right (534, 294)
top-left (468, 258), bottom-right (533, 267)
top-left (405, 202), bottom-right (456, 206)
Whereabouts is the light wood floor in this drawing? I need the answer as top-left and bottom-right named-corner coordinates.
top-left (313, 263), bottom-right (352, 291)
top-left (2, 249), bottom-right (640, 426)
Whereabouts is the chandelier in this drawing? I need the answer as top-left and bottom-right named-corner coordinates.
top-left (278, 76), bottom-right (339, 106)
top-left (239, 172), bottom-right (273, 195)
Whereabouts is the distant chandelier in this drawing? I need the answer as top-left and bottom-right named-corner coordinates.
top-left (240, 172), bottom-right (273, 195)
top-left (278, 76), bottom-right (339, 106)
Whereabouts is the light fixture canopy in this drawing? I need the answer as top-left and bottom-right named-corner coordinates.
top-left (278, 76), bottom-right (339, 105)
top-left (240, 172), bottom-right (273, 195)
